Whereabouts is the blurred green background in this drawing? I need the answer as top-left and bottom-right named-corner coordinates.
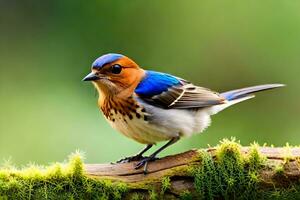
top-left (0, 0), bottom-right (299, 166)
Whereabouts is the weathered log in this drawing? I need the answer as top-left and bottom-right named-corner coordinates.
top-left (85, 147), bottom-right (300, 199)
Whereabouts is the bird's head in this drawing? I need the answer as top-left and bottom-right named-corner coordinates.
top-left (83, 53), bottom-right (145, 97)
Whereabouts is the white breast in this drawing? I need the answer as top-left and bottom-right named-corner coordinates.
top-left (105, 100), bottom-right (213, 144)
top-left (138, 102), bottom-right (212, 138)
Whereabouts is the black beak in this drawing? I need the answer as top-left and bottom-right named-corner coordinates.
top-left (82, 72), bottom-right (100, 81)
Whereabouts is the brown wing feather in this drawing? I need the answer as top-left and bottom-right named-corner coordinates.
top-left (138, 81), bottom-right (225, 109)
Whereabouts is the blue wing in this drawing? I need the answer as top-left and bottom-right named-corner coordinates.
top-left (135, 70), bottom-right (224, 109)
top-left (135, 70), bottom-right (181, 96)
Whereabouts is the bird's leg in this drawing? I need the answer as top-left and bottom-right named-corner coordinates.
top-left (135, 137), bottom-right (180, 174)
top-left (116, 144), bottom-right (153, 163)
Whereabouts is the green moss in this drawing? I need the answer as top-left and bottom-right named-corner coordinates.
top-left (161, 176), bottom-right (171, 195)
top-left (0, 152), bottom-right (127, 200)
top-left (130, 192), bottom-right (144, 200)
top-left (179, 191), bottom-right (193, 200)
top-left (193, 138), bottom-right (264, 200)
top-left (246, 142), bottom-right (266, 170)
top-left (275, 165), bottom-right (284, 175)
top-left (2, 139), bottom-right (300, 199)
top-left (191, 138), bottom-right (300, 199)
top-left (149, 188), bottom-right (158, 200)
top-left (283, 143), bottom-right (293, 164)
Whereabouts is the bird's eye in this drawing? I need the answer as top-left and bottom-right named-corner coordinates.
top-left (111, 64), bottom-right (122, 74)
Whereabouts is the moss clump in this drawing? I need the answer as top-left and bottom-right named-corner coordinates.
top-left (283, 143), bottom-right (293, 164)
top-left (149, 188), bottom-right (158, 200)
top-left (193, 138), bottom-right (264, 200)
top-left (161, 176), bottom-right (171, 195)
top-left (130, 192), bottom-right (144, 200)
top-left (246, 142), bottom-right (266, 170)
top-left (179, 191), bottom-right (193, 200)
top-left (2, 139), bottom-right (300, 199)
top-left (0, 152), bottom-right (127, 200)
top-left (191, 139), bottom-right (300, 199)
top-left (275, 164), bottom-right (284, 175)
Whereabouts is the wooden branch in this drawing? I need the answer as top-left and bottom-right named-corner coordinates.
top-left (84, 147), bottom-right (300, 198)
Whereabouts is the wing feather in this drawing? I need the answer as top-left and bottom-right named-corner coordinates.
top-left (138, 81), bottom-right (225, 109)
top-left (135, 70), bottom-right (225, 109)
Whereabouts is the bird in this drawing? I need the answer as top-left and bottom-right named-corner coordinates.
top-left (83, 53), bottom-right (284, 173)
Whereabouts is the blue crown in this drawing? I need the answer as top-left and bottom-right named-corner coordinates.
top-left (92, 53), bottom-right (124, 69)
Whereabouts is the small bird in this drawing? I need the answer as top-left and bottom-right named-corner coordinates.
top-left (83, 53), bottom-right (284, 173)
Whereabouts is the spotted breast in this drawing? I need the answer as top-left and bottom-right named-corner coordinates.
top-left (99, 93), bottom-right (216, 145)
top-left (99, 96), bottom-right (157, 144)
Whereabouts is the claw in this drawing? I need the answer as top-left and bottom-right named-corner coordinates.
top-left (115, 155), bottom-right (144, 164)
top-left (135, 156), bottom-right (158, 174)
top-left (134, 159), bottom-right (147, 169)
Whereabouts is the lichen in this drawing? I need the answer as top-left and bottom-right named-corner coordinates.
top-left (0, 152), bottom-right (127, 200)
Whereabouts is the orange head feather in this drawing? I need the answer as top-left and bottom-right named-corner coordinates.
top-left (83, 54), bottom-right (145, 101)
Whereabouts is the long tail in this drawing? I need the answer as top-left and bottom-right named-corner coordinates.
top-left (208, 84), bottom-right (285, 115)
top-left (221, 84), bottom-right (285, 101)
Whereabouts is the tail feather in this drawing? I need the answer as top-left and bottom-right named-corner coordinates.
top-left (221, 84), bottom-right (285, 101)
top-left (207, 83), bottom-right (285, 115)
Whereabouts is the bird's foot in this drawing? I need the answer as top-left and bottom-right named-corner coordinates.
top-left (135, 156), bottom-right (158, 174)
top-left (115, 154), bottom-right (144, 164)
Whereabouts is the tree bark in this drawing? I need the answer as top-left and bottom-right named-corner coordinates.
top-left (85, 147), bottom-right (300, 198)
